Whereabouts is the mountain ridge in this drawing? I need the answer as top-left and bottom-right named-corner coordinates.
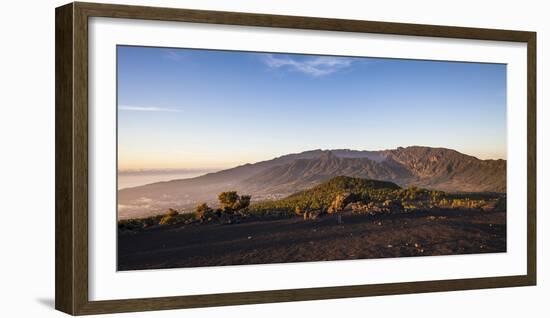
top-left (117, 146), bottom-right (506, 219)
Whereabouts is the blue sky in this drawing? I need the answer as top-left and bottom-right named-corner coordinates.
top-left (117, 46), bottom-right (506, 170)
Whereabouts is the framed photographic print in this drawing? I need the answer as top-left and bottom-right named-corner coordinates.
top-left (55, 2), bottom-right (536, 315)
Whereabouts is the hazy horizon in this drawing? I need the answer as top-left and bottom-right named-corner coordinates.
top-left (118, 46), bottom-right (506, 170)
top-left (118, 168), bottom-right (217, 190)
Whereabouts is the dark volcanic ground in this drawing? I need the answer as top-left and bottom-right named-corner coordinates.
top-left (118, 209), bottom-right (506, 271)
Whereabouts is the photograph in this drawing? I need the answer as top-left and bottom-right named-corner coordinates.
top-left (116, 45), bottom-right (507, 271)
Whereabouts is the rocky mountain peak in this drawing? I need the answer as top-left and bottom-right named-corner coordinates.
top-left (319, 150), bottom-right (336, 161)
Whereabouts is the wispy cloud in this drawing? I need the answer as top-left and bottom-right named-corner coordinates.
top-left (261, 54), bottom-right (355, 77)
top-left (119, 105), bottom-right (181, 112)
top-left (163, 50), bottom-right (188, 62)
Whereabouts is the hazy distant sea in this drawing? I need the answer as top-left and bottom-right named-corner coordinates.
top-left (118, 169), bottom-right (216, 190)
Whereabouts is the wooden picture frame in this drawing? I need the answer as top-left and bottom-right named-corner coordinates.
top-left (55, 2), bottom-right (536, 315)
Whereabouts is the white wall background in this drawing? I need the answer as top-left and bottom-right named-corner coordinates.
top-left (0, 0), bottom-right (547, 316)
